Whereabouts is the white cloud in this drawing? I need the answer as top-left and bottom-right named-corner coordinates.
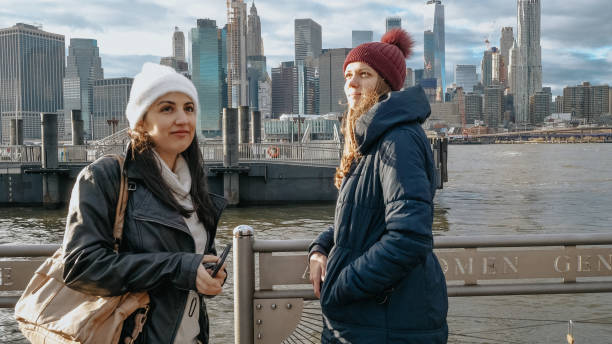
top-left (2, 0), bottom-right (610, 92)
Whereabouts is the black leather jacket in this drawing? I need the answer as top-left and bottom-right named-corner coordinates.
top-left (62, 152), bottom-right (227, 343)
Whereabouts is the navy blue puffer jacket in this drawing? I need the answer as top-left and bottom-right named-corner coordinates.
top-left (310, 86), bottom-right (448, 343)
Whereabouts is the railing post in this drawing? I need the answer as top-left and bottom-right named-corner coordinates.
top-left (233, 225), bottom-right (255, 344)
top-left (250, 110), bottom-right (261, 144)
top-left (41, 112), bottom-right (61, 208)
top-left (71, 109), bottom-right (84, 146)
top-left (239, 106), bottom-right (250, 145)
top-left (9, 118), bottom-right (23, 145)
top-left (223, 108), bottom-right (240, 205)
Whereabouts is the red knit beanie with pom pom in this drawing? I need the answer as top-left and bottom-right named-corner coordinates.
top-left (343, 28), bottom-right (414, 91)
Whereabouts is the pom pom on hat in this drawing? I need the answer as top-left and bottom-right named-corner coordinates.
top-left (125, 63), bottom-right (199, 130)
top-left (343, 29), bottom-right (414, 91)
top-left (381, 28), bottom-right (414, 59)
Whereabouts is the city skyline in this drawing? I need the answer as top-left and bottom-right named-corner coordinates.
top-left (1, 0), bottom-right (611, 96)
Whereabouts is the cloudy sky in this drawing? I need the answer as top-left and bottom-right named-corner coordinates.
top-left (2, 0), bottom-right (611, 96)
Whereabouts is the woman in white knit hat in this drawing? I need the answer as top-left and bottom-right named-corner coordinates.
top-left (61, 63), bottom-right (228, 343)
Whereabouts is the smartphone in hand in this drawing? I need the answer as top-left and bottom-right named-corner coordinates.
top-left (203, 244), bottom-right (232, 278)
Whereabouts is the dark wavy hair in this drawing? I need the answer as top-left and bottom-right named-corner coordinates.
top-left (128, 126), bottom-right (216, 232)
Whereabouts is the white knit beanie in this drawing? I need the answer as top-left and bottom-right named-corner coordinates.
top-left (125, 62), bottom-right (199, 129)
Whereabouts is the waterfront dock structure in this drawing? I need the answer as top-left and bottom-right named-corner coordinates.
top-left (1, 229), bottom-right (611, 343)
top-left (0, 108), bottom-right (448, 206)
top-left (0, 140), bottom-right (447, 206)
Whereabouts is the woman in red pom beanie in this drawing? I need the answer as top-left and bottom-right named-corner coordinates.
top-left (309, 29), bottom-right (448, 343)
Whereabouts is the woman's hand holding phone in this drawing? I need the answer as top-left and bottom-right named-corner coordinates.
top-left (196, 255), bottom-right (224, 295)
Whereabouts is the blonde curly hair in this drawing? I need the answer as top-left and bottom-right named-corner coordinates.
top-left (334, 78), bottom-right (391, 189)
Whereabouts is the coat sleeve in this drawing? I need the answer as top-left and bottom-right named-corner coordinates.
top-left (308, 225), bottom-right (334, 257)
top-left (62, 157), bottom-right (203, 296)
top-left (324, 128), bottom-right (434, 306)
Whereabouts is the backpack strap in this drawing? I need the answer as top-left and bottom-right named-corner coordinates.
top-left (110, 154), bottom-right (129, 253)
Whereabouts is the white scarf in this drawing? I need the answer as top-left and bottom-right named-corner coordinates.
top-left (153, 150), bottom-right (207, 344)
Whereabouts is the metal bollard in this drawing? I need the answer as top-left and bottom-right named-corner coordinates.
top-left (233, 225), bottom-right (255, 344)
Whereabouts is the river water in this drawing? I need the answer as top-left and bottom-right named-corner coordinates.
top-left (1, 144), bottom-right (612, 343)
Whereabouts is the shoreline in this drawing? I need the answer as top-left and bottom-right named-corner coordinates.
top-left (450, 139), bottom-right (612, 145)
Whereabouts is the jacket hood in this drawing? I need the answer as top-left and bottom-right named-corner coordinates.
top-left (354, 85), bottom-right (431, 154)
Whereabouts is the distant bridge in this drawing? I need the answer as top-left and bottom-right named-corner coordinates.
top-left (452, 127), bottom-right (612, 144)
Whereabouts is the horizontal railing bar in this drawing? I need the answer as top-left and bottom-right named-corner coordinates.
top-left (252, 233), bottom-right (612, 252)
top-left (4, 281), bottom-right (612, 308)
top-left (253, 240), bottom-right (313, 252)
top-left (447, 281), bottom-right (612, 297)
top-left (0, 244), bottom-right (59, 257)
top-left (254, 289), bottom-right (317, 301)
top-left (435, 233), bottom-right (612, 248)
top-left (0, 296), bottom-right (19, 308)
top-left (252, 281), bottom-right (612, 300)
top-left (3, 233), bottom-right (612, 257)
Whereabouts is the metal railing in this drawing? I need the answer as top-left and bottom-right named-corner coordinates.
top-left (0, 146), bottom-right (41, 163)
top-left (200, 143), bottom-right (341, 166)
top-left (1, 232), bottom-right (612, 342)
top-left (239, 143), bottom-right (341, 165)
top-left (232, 228), bottom-right (612, 344)
top-left (0, 143), bottom-right (342, 166)
top-left (0, 244), bottom-right (58, 307)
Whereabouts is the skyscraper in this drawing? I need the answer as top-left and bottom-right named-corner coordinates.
top-left (352, 30), bottom-right (373, 48)
top-left (563, 82), bottom-right (591, 119)
top-left (294, 19), bottom-right (321, 115)
top-left (385, 17), bottom-right (401, 32)
top-left (319, 48), bottom-right (351, 114)
top-left (296, 60), bottom-right (318, 114)
top-left (92, 78), bottom-right (132, 140)
top-left (491, 48), bottom-right (504, 85)
top-left (465, 93), bottom-right (484, 124)
top-left (247, 2), bottom-right (267, 111)
top-left (247, 56), bottom-right (267, 110)
top-left (63, 38), bottom-right (104, 141)
top-left (590, 85), bottom-right (610, 115)
top-left (0, 23), bottom-right (65, 143)
top-left (258, 76), bottom-right (272, 119)
top-left (530, 87), bottom-right (551, 124)
top-left (161, 27), bottom-right (188, 75)
top-left (455, 65), bottom-right (478, 92)
top-left (404, 68), bottom-right (414, 88)
top-left (173, 27), bottom-right (185, 61)
top-left (423, 31), bottom-right (435, 80)
top-left (271, 61), bottom-right (298, 117)
top-left (563, 82), bottom-right (611, 122)
top-left (421, 78), bottom-right (438, 103)
top-left (191, 19), bottom-right (223, 137)
top-left (415, 69), bottom-right (425, 86)
top-left (160, 56), bottom-right (188, 74)
top-left (509, 0), bottom-right (542, 124)
top-left (294, 19), bottom-right (322, 63)
top-left (247, 3), bottom-right (263, 57)
top-left (555, 95), bottom-right (564, 113)
top-left (227, 0), bottom-right (248, 108)
top-left (484, 85), bottom-right (504, 128)
top-left (424, 0), bottom-right (445, 101)
top-left (609, 88), bottom-right (612, 116)
top-left (481, 48), bottom-right (494, 87)
top-left (499, 27), bottom-right (514, 88)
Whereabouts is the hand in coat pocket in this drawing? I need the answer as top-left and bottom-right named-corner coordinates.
top-left (309, 252), bottom-right (328, 299)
